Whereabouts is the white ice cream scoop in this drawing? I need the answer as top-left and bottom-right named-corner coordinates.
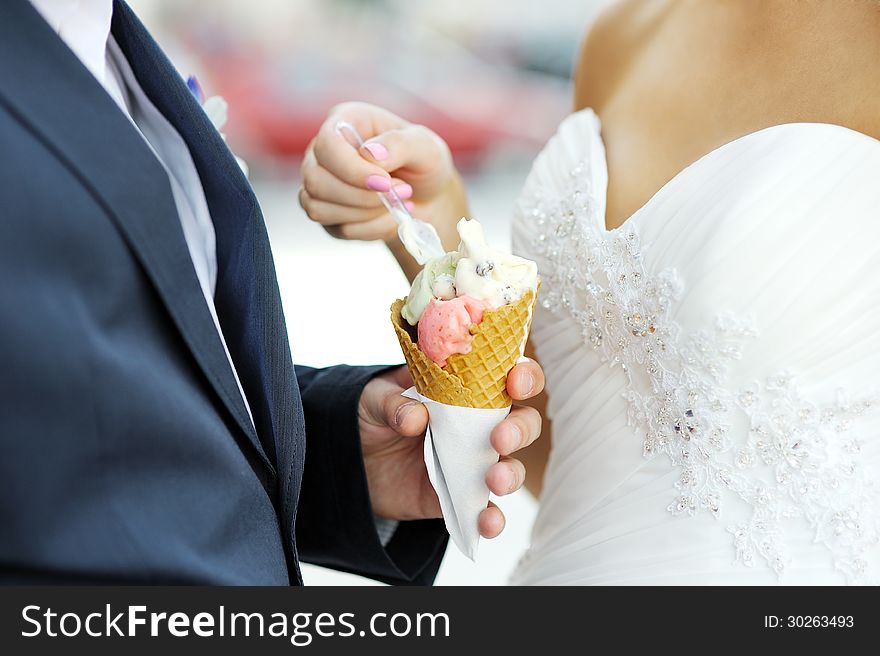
top-left (335, 121), bottom-right (445, 265)
top-left (454, 218), bottom-right (538, 307)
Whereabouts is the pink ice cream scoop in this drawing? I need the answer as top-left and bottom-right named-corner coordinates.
top-left (418, 295), bottom-right (490, 367)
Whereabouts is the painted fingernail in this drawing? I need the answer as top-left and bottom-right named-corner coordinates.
top-left (405, 201), bottom-right (416, 212)
top-left (366, 174), bottom-right (391, 192)
top-left (394, 401), bottom-right (418, 428)
top-left (393, 183), bottom-right (413, 199)
top-left (363, 142), bottom-right (388, 161)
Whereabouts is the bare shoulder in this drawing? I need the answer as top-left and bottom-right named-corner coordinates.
top-left (573, 0), bottom-right (670, 112)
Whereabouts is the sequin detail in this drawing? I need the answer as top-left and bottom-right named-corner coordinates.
top-left (524, 162), bottom-right (879, 583)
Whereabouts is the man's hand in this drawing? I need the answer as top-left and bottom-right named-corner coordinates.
top-left (358, 360), bottom-right (545, 539)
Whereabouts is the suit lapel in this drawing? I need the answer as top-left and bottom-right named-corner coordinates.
top-left (110, 0), bottom-right (296, 460)
top-left (0, 0), bottom-right (271, 471)
top-left (110, 2), bottom-right (306, 569)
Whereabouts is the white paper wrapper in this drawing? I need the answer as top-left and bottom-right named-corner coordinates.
top-left (402, 387), bottom-right (510, 560)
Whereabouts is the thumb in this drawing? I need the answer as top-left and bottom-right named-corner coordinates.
top-left (360, 125), bottom-right (450, 178)
top-left (365, 373), bottom-right (428, 437)
top-left (385, 391), bottom-right (429, 438)
top-left (390, 364), bottom-right (415, 390)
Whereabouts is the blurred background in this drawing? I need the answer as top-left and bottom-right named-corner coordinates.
top-left (129, 0), bottom-right (607, 585)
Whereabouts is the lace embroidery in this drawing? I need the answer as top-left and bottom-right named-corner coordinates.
top-left (524, 162), bottom-right (879, 583)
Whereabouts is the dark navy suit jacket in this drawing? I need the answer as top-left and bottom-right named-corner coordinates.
top-left (0, 0), bottom-right (447, 585)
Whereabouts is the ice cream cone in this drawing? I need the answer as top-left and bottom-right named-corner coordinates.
top-left (390, 215), bottom-right (540, 560)
top-left (390, 285), bottom-right (539, 409)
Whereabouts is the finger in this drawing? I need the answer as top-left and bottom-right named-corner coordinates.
top-left (313, 120), bottom-right (393, 190)
top-left (361, 125), bottom-right (450, 177)
top-left (299, 187), bottom-right (385, 226)
top-left (327, 101), bottom-right (411, 140)
top-left (490, 405), bottom-right (542, 456)
top-left (485, 456), bottom-right (526, 496)
top-left (303, 162), bottom-right (413, 208)
top-left (506, 357), bottom-right (545, 400)
top-left (324, 214), bottom-right (399, 242)
top-left (479, 502), bottom-right (505, 539)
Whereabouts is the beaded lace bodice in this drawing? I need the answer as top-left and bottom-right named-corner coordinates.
top-left (511, 110), bottom-right (880, 585)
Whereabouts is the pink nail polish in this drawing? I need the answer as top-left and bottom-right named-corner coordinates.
top-left (363, 142), bottom-right (388, 161)
top-left (405, 201), bottom-right (416, 212)
top-left (366, 174), bottom-right (391, 192)
top-left (393, 183), bottom-right (413, 199)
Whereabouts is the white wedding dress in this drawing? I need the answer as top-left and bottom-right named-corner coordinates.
top-left (510, 109), bottom-right (880, 585)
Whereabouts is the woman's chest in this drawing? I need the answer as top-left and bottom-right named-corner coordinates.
top-left (591, 12), bottom-right (880, 231)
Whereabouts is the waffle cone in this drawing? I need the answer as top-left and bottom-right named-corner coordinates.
top-left (390, 286), bottom-right (539, 409)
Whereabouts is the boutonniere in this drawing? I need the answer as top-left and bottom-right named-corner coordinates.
top-left (187, 75), bottom-right (249, 179)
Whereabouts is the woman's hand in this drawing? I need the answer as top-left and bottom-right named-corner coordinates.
top-left (299, 102), bottom-right (468, 276)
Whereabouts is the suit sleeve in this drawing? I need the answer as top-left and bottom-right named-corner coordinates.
top-left (293, 364), bottom-right (449, 585)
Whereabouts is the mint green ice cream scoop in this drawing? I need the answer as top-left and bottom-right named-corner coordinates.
top-left (401, 252), bottom-right (461, 325)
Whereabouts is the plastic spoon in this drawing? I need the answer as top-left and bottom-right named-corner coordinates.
top-left (335, 121), bottom-right (445, 264)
